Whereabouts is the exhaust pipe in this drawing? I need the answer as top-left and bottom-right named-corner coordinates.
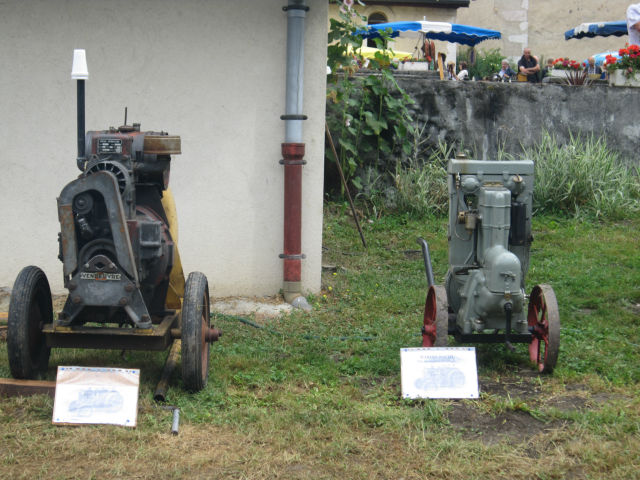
top-left (71, 49), bottom-right (88, 170)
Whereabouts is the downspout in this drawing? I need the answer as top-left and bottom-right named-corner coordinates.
top-left (280, 0), bottom-right (311, 311)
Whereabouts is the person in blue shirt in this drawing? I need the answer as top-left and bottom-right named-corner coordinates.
top-left (497, 59), bottom-right (516, 81)
top-left (584, 56), bottom-right (603, 75)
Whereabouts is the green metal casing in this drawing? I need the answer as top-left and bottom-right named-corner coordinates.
top-left (445, 159), bottom-right (534, 335)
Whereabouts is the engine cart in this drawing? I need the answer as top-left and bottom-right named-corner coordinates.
top-left (7, 50), bottom-right (219, 392)
top-left (418, 157), bottom-right (559, 373)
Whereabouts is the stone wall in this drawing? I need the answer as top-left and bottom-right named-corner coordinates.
top-left (387, 75), bottom-right (639, 163)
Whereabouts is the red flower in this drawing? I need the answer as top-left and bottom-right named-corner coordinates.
top-left (619, 48), bottom-right (629, 56)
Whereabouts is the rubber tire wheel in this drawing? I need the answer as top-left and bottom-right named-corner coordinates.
top-left (181, 271), bottom-right (211, 392)
top-left (7, 266), bottom-right (52, 379)
top-left (528, 284), bottom-right (560, 373)
top-left (422, 285), bottom-right (449, 347)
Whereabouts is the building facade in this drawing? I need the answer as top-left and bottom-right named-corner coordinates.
top-left (457, 0), bottom-right (632, 62)
top-left (0, 0), bottom-right (328, 297)
top-left (329, 0), bottom-right (471, 65)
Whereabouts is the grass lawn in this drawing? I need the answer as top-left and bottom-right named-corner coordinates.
top-left (0, 205), bottom-right (638, 479)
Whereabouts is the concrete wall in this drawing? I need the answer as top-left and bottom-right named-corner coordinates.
top-left (456, 0), bottom-right (631, 62)
top-left (392, 76), bottom-right (639, 162)
top-left (0, 0), bottom-right (328, 296)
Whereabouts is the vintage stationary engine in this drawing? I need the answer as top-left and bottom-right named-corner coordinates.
top-left (7, 50), bottom-right (218, 392)
top-left (57, 123), bottom-right (181, 329)
top-left (418, 158), bottom-right (560, 373)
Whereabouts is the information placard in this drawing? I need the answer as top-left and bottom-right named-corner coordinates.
top-left (52, 366), bottom-right (140, 427)
top-left (400, 347), bottom-right (479, 399)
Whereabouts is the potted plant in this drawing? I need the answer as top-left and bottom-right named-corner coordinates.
top-left (551, 58), bottom-right (589, 85)
top-left (604, 45), bottom-right (640, 87)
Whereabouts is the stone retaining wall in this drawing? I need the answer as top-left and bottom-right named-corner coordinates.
top-left (338, 74), bottom-right (640, 163)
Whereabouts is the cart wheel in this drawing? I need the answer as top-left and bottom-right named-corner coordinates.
top-left (528, 284), bottom-right (560, 373)
top-left (181, 271), bottom-right (211, 392)
top-left (7, 266), bottom-right (52, 379)
top-left (422, 285), bottom-right (448, 347)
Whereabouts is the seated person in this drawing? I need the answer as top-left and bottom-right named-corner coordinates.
top-left (496, 59), bottom-right (516, 81)
top-left (446, 61), bottom-right (457, 80)
top-left (517, 48), bottom-right (540, 82)
top-left (541, 58), bottom-right (554, 80)
top-left (584, 56), bottom-right (602, 75)
top-left (457, 61), bottom-right (470, 81)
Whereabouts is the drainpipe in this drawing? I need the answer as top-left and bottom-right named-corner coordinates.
top-left (280, 0), bottom-right (311, 311)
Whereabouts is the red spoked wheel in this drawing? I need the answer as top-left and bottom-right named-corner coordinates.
top-left (422, 285), bottom-right (448, 347)
top-left (528, 284), bottom-right (560, 373)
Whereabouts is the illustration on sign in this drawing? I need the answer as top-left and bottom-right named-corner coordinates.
top-left (69, 389), bottom-right (124, 417)
top-left (414, 367), bottom-right (466, 390)
top-left (53, 366), bottom-right (140, 427)
top-left (400, 347), bottom-right (479, 399)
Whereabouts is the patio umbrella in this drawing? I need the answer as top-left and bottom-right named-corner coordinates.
top-left (356, 21), bottom-right (501, 47)
top-left (590, 51), bottom-right (620, 67)
top-left (348, 45), bottom-right (413, 61)
top-left (564, 21), bottom-right (627, 40)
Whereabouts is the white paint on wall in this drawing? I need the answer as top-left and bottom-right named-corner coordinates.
top-left (0, 0), bottom-right (328, 297)
top-left (508, 34), bottom-right (529, 45)
top-left (500, 10), bottom-right (527, 22)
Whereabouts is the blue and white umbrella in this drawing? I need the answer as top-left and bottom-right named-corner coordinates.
top-left (590, 51), bottom-right (620, 67)
top-left (356, 21), bottom-right (501, 47)
top-left (565, 21), bottom-right (627, 40)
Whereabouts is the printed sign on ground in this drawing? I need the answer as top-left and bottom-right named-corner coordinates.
top-left (52, 366), bottom-right (140, 427)
top-left (401, 347), bottom-right (479, 399)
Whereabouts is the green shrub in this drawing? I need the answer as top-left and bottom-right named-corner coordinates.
top-left (522, 131), bottom-right (640, 219)
top-left (355, 131), bottom-right (640, 221)
top-left (356, 135), bottom-right (454, 217)
top-left (457, 47), bottom-right (504, 80)
top-left (326, 3), bottom-right (415, 194)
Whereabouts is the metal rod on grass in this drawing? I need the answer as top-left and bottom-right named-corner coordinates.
top-left (154, 339), bottom-right (181, 403)
top-left (325, 122), bottom-right (366, 249)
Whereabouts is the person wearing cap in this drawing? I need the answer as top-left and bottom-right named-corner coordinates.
top-left (627, 3), bottom-right (640, 46)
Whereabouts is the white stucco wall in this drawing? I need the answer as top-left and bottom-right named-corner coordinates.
top-left (0, 0), bottom-right (328, 297)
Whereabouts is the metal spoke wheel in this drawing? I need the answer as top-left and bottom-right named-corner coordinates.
top-left (181, 271), bottom-right (211, 392)
top-left (422, 285), bottom-right (449, 347)
top-left (7, 266), bottom-right (52, 379)
top-left (528, 284), bottom-right (560, 373)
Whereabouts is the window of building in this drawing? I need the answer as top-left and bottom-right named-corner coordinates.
top-left (367, 12), bottom-right (388, 48)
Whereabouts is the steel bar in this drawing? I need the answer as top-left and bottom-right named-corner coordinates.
top-left (154, 340), bottom-right (181, 402)
top-left (0, 378), bottom-right (56, 398)
top-left (171, 408), bottom-right (180, 435)
top-left (416, 237), bottom-right (435, 286)
top-left (325, 122), bottom-right (367, 248)
top-left (454, 332), bottom-right (532, 344)
top-left (44, 313), bottom-right (177, 351)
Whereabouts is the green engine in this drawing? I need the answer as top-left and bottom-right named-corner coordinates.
top-left (419, 157), bottom-right (560, 373)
